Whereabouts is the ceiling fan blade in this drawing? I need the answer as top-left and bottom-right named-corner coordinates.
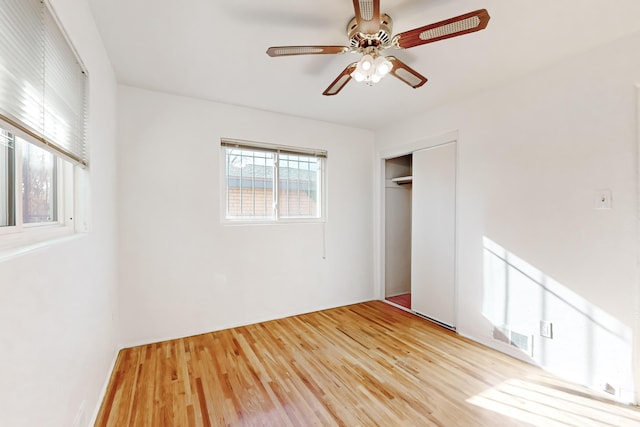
top-left (351, 0), bottom-right (380, 34)
top-left (393, 9), bottom-right (490, 49)
top-left (387, 56), bottom-right (427, 88)
top-left (323, 63), bottom-right (357, 96)
top-left (266, 46), bottom-right (350, 57)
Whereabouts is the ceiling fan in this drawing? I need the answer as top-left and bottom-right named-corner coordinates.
top-left (266, 1), bottom-right (490, 96)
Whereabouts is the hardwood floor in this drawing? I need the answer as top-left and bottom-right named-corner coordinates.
top-left (95, 301), bottom-right (640, 426)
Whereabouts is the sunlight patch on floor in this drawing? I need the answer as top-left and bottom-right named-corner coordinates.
top-left (467, 378), bottom-right (640, 427)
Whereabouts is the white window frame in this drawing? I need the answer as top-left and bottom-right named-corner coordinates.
top-left (0, 120), bottom-right (76, 253)
top-left (221, 139), bottom-right (327, 224)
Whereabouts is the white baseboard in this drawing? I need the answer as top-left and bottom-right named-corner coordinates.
top-left (118, 298), bottom-right (374, 349)
top-left (88, 348), bottom-right (122, 426)
top-left (385, 291), bottom-right (411, 298)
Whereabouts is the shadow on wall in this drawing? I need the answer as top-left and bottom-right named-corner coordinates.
top-left (481, 237), bottom-right (634, 403)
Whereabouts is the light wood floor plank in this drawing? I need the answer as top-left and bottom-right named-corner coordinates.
top-left (95, 301), bottom-right (640, 426)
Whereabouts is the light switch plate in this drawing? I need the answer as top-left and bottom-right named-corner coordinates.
top-left (540, 320), bottom-right (553, 339)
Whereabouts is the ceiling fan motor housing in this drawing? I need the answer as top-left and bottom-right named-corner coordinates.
top-left (347, 13), bottom-right (393, 50)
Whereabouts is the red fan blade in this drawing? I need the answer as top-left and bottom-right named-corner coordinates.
top-left (387, 56), bottom-right (427, 88)
top-left (323, 63), bottom-right (358, 96)
top-left (394, 9), bottom-right (490, 49)
top-left (266, 46), bottom-right (350, 57)
top-left (351, 0), bottom-right (380, 34)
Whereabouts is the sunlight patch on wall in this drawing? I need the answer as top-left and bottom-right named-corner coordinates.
top-left (482, 237), bottom-right (634, 403)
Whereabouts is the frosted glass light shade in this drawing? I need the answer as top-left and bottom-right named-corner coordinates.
top-left (374, 56), bottom-right (392, 76)
top-left (361, 54), bottom-right (374, 71)
top-left (352, 70), bottom-right (365, 82)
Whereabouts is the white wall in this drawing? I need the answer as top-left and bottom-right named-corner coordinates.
top-left (376, 31), bottom-right (640, 402)
top-left (117, 86), bottom-right (375, 346)
top-left (0, 0), bottom-right (119, 426)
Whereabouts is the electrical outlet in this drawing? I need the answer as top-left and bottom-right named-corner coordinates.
top-left (540, 320), bottom-right (553, 339)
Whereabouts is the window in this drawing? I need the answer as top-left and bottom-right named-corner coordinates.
top-left (0, 0), bottom-right (87, 246)
top-left (22, 141), bottom-right (58, 224)
top-left (222, 140), bottom-right (326, 222)
top-left (1, 124), bottom-right (70, 232)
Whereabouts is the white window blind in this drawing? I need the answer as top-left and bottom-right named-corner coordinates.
top-left (0, 0), bottom-right (88, 166)
top-left (221, 140), bottom-right (328, 159)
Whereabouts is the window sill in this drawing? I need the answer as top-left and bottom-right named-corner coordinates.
top-left (222, 218), bottom-right (326, 226)
top-left (0, 226), bottom-right (80, 262)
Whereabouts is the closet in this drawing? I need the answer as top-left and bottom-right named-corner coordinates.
top-left (384, 142), bottom-right (456, 329)
top-left (384, 155), bottom-right (412, 307)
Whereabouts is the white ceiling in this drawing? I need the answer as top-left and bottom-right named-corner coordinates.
top-left (87, 0), bottom-right (640, 130)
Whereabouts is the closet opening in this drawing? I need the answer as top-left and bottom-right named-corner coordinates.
top-left (384, 154), bottom-right (413, 310)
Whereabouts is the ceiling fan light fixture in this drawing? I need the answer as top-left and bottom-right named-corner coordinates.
top-left (351, 53), bottom-right (391, 85)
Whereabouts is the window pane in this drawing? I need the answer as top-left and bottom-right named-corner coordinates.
top-left (226, 148), bottom-right (275, 219)
top-left (22, 141), bottom-right (57, 224)
top-left (279, 154), bottom-right (320, 218)
top-left (0, 129), bottom-right (15, 227)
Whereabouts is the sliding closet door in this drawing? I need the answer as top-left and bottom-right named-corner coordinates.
top-left (411, 142), bottom-right (456, 328)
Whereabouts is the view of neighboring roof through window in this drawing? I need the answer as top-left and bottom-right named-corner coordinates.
top-left (222, 140), bottom-right (326, 222)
